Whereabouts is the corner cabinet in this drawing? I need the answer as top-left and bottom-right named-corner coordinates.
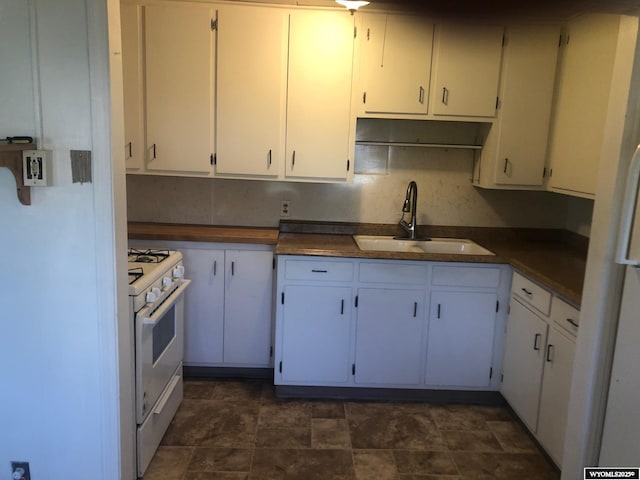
top-left (274, 256), bottom-right (511, 390)
top-left (431, 23), bottom-right (504, 118)
top-left (501, 271), bottom-right (578, 467)
top-left (474, 24), bottom-right (561, 189)
top-left (144, 3), bottom-right (215, 175)
top-left (546, 14), bottom-right (635, 198)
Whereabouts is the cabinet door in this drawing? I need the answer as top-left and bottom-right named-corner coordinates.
top-left (354, 288), bottom-right (424, 385)
top-left (501, 297), bottom-right (548, 432)
top-left (537, 326), bottom-right (576, 465)
top-left (426, 291), bottom-right (497, 387)
top-left (280, 285), bottom-right (352, 384)
top-left (145, 3), bottom-right (214, 174)
top-left (432, 24), bottom-right (503, 117)
top-left (120, 3), bottom-right (143, 172)
top-left (547, 15), bottom-right (621, 197)
top-left (285, 10), bottom-right (354, 180)
top-left (491, 24), bottom-right (560, 186)
top-left (224, 250), bottom-right (274, 366)
top-left (180, 248), bottom-right (225, 366)
top-left (360, 13), bottom-right (433, 115)
top-left (216, 5), bottom-right (287, 177)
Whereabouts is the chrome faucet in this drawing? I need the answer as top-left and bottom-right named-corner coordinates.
top-left (399, 181), bottom-right (419, 240)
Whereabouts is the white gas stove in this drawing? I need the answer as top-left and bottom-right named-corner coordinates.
top-left (127, 248), bottom-right (190, 477)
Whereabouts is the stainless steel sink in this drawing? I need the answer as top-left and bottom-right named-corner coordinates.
top-left (353, 235), bottom-right (495, 255)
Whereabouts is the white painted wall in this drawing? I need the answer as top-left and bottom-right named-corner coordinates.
top-left (0, 0), bottom-right (130, 479)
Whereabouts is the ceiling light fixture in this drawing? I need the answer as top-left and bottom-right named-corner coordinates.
top-left (335, 0), bottom-right (370, 14)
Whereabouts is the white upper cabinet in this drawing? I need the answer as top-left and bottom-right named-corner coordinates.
top-left (476, 24), bottom-right (560, 188)
top-left (215, 5), bottom-right (287, 178)
top-left (285, 10), bottom-right (355, 181)
top-left (359, 13), bottom-right (434, 115)
top-left (144, 3), bottom-right (214, 174)
top-left (120, 3), bottom-right (143, 172)
top-left (431, 23), bottom-right (504, 117)
top-left (547, 14), bottom-right (628, 198)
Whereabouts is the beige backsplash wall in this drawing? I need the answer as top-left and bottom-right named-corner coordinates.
top-left (126, 147), bottom-right (592, 233)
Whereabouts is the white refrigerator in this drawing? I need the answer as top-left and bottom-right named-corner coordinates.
top-left (599, 144), bottom-right (640, 466)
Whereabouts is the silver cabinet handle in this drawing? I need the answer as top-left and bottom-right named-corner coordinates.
top-left (231, 261), bottom-right (235, 276)
top-left (419, 86), bottom-right (425, 104)
top-left (437, 304), bottom-right (441, 319)
top-left (341, 299), bottom-right (345, 315)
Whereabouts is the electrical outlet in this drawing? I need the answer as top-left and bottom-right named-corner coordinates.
top-left (22, 149), bottom-right (53, 186)
top-left (11, 461), bottom-right (30, 480)
top-left (280, 200), bottom-right (291, 218)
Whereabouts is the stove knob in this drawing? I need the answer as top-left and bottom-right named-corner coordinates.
top-left (162, 276), bottom-right (173, 289)
top-left (172, 265), bottom-right (185, 279)
top-left (152, 287), bottom-right (161, 298)
top-left (145, 290), bottom-right (157, 304)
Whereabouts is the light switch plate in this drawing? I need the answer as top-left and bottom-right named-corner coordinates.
top-left (23, 149), bottom-right (53, 186)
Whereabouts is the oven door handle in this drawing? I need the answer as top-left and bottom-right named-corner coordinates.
top-left (140, 280), bottom-right (191, 326)
top-left (153, 373), bottom-right (181, 415)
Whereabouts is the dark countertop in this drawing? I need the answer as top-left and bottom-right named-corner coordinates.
top-left (276, 221), bottom-right (587, 306)
top-left (128, 222), bottom-right (279, 245)
top-left (128, 220), bottom-right (587, 306)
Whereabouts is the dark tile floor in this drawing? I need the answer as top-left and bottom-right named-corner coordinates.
top-left (142, 379), bottom-right (559, 480)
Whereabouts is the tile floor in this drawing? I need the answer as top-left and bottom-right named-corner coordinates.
top-left (142, 379), bottom-right (560, 480)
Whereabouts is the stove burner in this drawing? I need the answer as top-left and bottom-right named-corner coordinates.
top-left (128, 248), bottom-right (171, 264)
top-left (128, 267), bottom-right (144, 285)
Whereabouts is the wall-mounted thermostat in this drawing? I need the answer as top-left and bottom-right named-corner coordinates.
top-left (22, 149), bottom-right (53, 186)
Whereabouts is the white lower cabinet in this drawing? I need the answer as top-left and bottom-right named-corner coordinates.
top-left (148, 242), bottom-right (274, 368)
top-left (501, 271), bottom-right (578, 467)
top-left (182, 248), bottom-right (226, 365)
top-left (536, 325), bottom-right (576, 465)
top-left (354, 288), bottom-right (425, 385)
top-left (426, 291), bottom-right (498, 388)
top-left (223, 250), bottom-right (275, 366)
top-left (501, 297), bottom-right (548, 431)
top-left (275, 256), bottom-right (510, 390)
top-left (280, 285), bottom-right (353, 384)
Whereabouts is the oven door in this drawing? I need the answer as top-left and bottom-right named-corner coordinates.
top-left (135, 280), bottom-right (190, 424)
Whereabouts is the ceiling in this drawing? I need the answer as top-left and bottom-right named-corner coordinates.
top-left (364, 0), bottom-right (640, 18)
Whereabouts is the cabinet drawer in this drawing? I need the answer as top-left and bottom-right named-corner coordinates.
top-left (550, 296), bottom-right (580, 338)
top-left (284, 259), bottom-right (354, 282)
top-left (512, 272), bottom-right (552, 316)
top-left (432, 265), bottom-right (501, 288)
top-left (359, 262), bottom-right (428, 285)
